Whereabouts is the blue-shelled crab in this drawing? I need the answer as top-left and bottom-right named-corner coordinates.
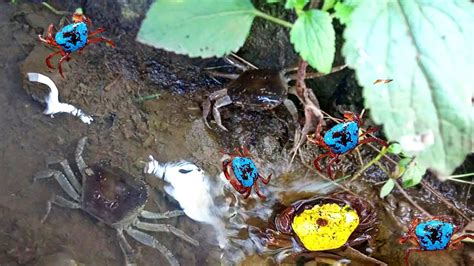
top-left (34, 137), bottom-right (198, 266)
top-left (38, 9), bottom-right (115, 78)
top-left (399, 216), bottom-right (474, 266)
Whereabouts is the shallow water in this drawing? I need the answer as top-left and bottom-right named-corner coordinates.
top-left (0, 2), bottom-right (472, 266)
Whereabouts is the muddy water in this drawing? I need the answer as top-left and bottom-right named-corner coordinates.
top-left (0, 2), bottom-right (472, 266)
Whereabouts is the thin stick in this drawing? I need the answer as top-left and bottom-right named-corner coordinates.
top-left (394, 180), bottom-right (432, 218)
top-left (41, 2), bottom-right (72, 16)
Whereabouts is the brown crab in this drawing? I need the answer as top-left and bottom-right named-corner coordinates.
top-left (249, 193), bottom-right (378, 261)
top-left (202, 55), bottom-right (300, 131)
top-left (34, 137), bottom-right (198, 266)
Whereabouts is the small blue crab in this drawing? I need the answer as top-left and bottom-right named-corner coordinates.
top-left (222, 147), bottom-right (271, 199)
top-left (309, 112), bottom-right (387, 178)
top-left (399, 216), bottom-right (474, 266)
top-left (38, 9), bottom-right (115, 78)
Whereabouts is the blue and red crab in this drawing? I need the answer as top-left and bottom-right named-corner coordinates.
top-left (399, 216), bottom-right (474, 266)
top-left (38, 9), bottom-right (115, 78)
top-left (222, 147), bottom-right (271, 199)
top-left (309, 111), bottom-right (388, 178)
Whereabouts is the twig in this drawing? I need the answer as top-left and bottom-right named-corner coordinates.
top-left (41, 2), bottom-right (72, 16)
top-left (394, 180), bottom-right (432, 218)
top-left (348, 146), bottom-right (388, 183)
top-left (421, 180), bottom-right (471, 221)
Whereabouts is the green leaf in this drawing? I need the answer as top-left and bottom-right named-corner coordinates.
top-left (387, 143), bottom-right (402, 155)
top-left (333, 1), bottom-right (354, 24)
top-left (291, 10), bottom-right (335, 73)
top-left (285, 0), bottom-right (309, 10)
top-left (342, 0), bottom-right (474, 177)
top-left (322, 0), bottom-right (337, 11)
top-left (402, 159), bottom-right (426, 187)
top-left (380, 179), bottom-right (395, 198)
top-left (267, 0), bottom-right (281, 3)
top-left (137, 0), bottom-right (256, 58)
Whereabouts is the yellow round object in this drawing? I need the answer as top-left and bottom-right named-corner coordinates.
top-left (291, 203), bottom-right (359, 251)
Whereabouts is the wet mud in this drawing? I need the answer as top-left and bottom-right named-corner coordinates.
top-left (0, 1), bottom-right (472, 266)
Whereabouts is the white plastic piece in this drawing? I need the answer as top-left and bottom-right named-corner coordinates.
top-left (27, 73), bottom-right (93, 124)
top-left (144, 155), bottom-right (217, 224)
top-left (144, 156), bottom-right (229, 248)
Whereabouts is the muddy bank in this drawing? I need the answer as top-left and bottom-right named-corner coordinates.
top-left (0, 1), bottom-right (472, 266)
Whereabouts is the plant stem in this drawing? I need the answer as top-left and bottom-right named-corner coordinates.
top-left (447, 173), bottom-right (474, 179)
top-left (134, 93), bottom-right (161, 102)
top-left (253, 9), bottom-right (293, 28)
top-left (41, 2), bottom-right (72, 16)
top-left (348, 146), bottom-right (388, 183)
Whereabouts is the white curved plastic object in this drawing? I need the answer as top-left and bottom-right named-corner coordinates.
top-left (27, 73), bottom-right (93, 124)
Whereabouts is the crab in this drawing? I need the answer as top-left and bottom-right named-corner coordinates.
top-left (309, 111), bottom-right (387, 178)
top-left (202, 55), bottom-right (301, 131)
top-left (399, 215), bottom-right (474, 266)
top-left (249, 193), bottom-right (378, 258)
top-left (38, 9), bottom-right (115, 78)
top-left (34, 137), bottom-right (198, 266)
top-left (222, 146), bottom-right (271, 200)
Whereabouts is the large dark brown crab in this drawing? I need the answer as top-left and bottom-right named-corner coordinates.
top-left (34, 137), bottom-right (198, 266)
top-left (249, 193), bottom-right (378, 261)
top-left (202, 55), bottom-right (299, 131)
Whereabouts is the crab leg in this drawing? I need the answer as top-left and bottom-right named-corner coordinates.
top-left (57, 52), bottom-right (72, 78)
top-left (75, 137), bottom-right (88, 179)
top-left (254, 180), bottom-right (266, 200)
top-left (125, 227), bottom-right (179, 266)
top-left (41, 194), bottom-right (81, 223)
top-left (448, 234), bottom-right (474, 249)
top-left (116, 229), bottom-right (136, 266)
top-left (45, 50), bottom-right (63, 69)
top-left (403, 247), bottom-right (423, 266)
top-left (34, 169), bottom-right (80, 201)
top-left (258, 173), bottom-right (271, 184)
top-left (212, 95), bottom-right (232, 131)
top-left (140, 210), bottom-right (185, 220)
top-left (46, 158), bottom-right (82, 193)
top-left (202, 89), bottom-right (228, 129)
top-left (134, 220), bottom-right (199, 246)
top-left (87, 27), bottom-right (105, 37)
top-left (87, 36), bottom-right (116, 47)
top-left (357, 136), bottom-right (388, 148)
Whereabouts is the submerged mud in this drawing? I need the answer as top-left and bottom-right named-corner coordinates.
top-left (0, 1), bottom-right (472, 266)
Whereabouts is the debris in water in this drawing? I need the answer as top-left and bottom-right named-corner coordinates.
top-left (27, 73), bottom-right (93, 124)
top-left (144, 155), bottom-right (229, 247)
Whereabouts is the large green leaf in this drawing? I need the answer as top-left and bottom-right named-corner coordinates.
top-left (137, 0), bottom-right (256, 58)
top-left (291, 10), bottom-right (335, 73)
top-left (343, 0), bottom-right (474, 176)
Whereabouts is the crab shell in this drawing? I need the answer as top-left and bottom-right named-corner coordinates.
top-left (227, 69), bottom-right (288, 111)
top-left (263, 193), bottom-right (378, 252)
top-left (55, 22), bottom-right (88, 53)
top-left (83, 164), bottom-right (148, 226)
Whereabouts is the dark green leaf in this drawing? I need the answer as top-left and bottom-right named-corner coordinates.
top-left (137, 0), bottom-right (256, 58)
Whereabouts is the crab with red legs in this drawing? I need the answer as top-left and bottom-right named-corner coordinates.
top-left (38, 8), bottom-right (115, 78)
top-left (222, 146), bottom-right (271, 200)
top-left (34, 137), bottom-right (198, 266)
top-left (248, 193), bottom-right (378, 263)
top-left (309, 111), bottom-right (387, 178)
top-left (399, 215), bottom-right (474, 266)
